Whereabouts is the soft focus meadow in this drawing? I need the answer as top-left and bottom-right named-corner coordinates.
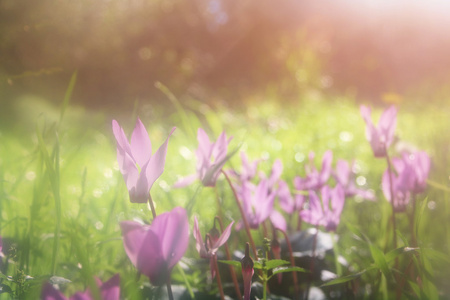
top-left (0, 80), bottom-right (449, 299)
top-left (2, 2), bottom-right (450, 299)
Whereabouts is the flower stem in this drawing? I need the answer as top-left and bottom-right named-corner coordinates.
top-left (221, 170), bottom-right (258, 259)
top-left (166, 278), bottom-right (174, 300)
top-left (213, 256), bottom-right (226, 300)
top-left (331, 232), bottom-right (342, 277)
top-left (217, 216), bottom-right (243, 300)
top-left (276, 228), bottom-right (299, 299)
top-left (385, 152), bottom-right (397, 251)
top-left (148, 194), bottom-right (157, 219)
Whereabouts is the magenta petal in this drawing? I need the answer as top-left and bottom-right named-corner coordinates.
top-left (130, 118), bottom-right (152, 167)
top-left (379, 105), bottom-right (397, 146)
top-left (319, 150), bottom-right (333, 184)
top-left (173, 174), bottom-right (197, 188)
top-left (42, 282), bottom-right (67, 300)
top-left (212, 221), bottom-right (234, 250)
top-left (193, 216), bottom-right (208, 257)
top-left (335, 160), bottom-right (350, 186)
top-left (136, 229), bottom-right (166, 284)
top-left (146, 127), bottom-right (176, 188)
top-left (270, 210), bottom-right (287, 231)
top-left (197, 128), bottom-right (212, 159)
top-left (120, 221), bottom-right (148, 267)
top-left (150, 207), bottom-right (189, 269)
top-left (100, 274), bottom-right (120, 300)
top-left (112, 120), bottom-right (132, 156)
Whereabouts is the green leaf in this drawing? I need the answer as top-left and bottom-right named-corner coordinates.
top-left (369, 244), bottom-right (394, 282)
top-left (320, 270), bottom-right (367, 287)
top-left (218, 260), bottom-right (242, 269)
top-left (269, 266), bottom-right (308, 280)
top-left (58, 71), bottom-right (77, 128)
top-left (385, 247), bottom-right (418, 263)
top-left (264, 259), bottom-right (290, 270)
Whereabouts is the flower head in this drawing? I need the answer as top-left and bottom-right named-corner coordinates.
top-left (360, 105), bottom-right (397, 158)
top-left (112, 118), bottom-right (175, 203)
top-left (236, 179), bottom-right (276, 230)
top-left (241, 243), bottom-right (254, 300)
top-left (41, 274), bottom-right (120, 300)
top-left (120, 207), bottom-right (189, 285)
top-left (175, 128), bottom-right (232, 188)
top-left (193, 216), bottom-right (234, 278)
top-left (300, 185), bottom-right (345, 231)
top-left (294, 150), bottom-right (333, 191)
top-left (277, 179), bottom-right (305, 214)
top-left (334, 159), bottom-right (375, 201)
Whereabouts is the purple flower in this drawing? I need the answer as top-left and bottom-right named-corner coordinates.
top-left (334, 159), bottom-right (375, 201)
top-left (294, 150), bottom-right (333, 191)
top-left (400, 151), bottom-right (430, 194)
top-left (175, 128), bottom-right (232, 188)
top-left (300, 185), bottom-right (345, 232)
top-left (112, 118), bottom-right (175, 203)
top-left (382, 168), bottom-right (411, 213)
top-left (241, 243), bottom-right (254, 300)
top-left (120, 207), bottom-right (189, 286)
top-left (41, 274), bottom-right (120, 300)
top-left (360, 105), bottom-right (397, 158)
top-left (227, 152), bottom-right (260, 182)
top-left (193, 217), bottom-right (234, 278)
top-left (277, 179), bottom-right (305, 214)
top-left (382, 151), bottom-right (430, 212)
top-left (236, 179), bottom-right (276, 230)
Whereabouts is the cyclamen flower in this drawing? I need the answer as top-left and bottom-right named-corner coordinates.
top-left (41, 274), bottom-right (120, 300)
top-left (112, 118), bottom-right (175, 203)
top-left (300, 185), bottom-right (345, 232)
top-left (294, 150), bottom-right (333, 191)
top-left (120, 207), bottom-right (189, 286)
top-left (193, 217), bottom-right (234, 278)
top-left (236, 179), bottom-right (276, 230)
top-left (334, 160), bottom-right (375, 201)
top-left (227, 152), bottom-right (260, 182)
top-left (360, 105), bottom-right (397, 158)
top-left (399, 151), bottom-right (430, 194)
top-left (175, 128), bottom-right (232, 188)
top-left (277, 179), bottom-right (305, 214)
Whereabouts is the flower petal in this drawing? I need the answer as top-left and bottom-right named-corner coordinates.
top-left (212, 221), bottom-right (234, 250)
top-left (130, 118), bottom-right (152, 167)
top-left (145, 127), bottom-right (176, 189)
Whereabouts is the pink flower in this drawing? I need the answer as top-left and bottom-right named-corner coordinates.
top-left (227, 152), bottom-right (260, 182)
top-left (175, 128), bottom-right (232, 188)
top-left (241, 243), bottom-right (254, 300)
top-left (193, 217), bottom-right (234, 278)
top-left (401, 151), bottom-right (431, 194)
top-left (41, 274), bottom-right (120, 300)
top-left (360, 105), bottom-right (397, 158)
top-left (236, 179), bottom-right (276, 230)
top-left (300, 185), bottom-right (345, 232)
top-left (120, 207), bottom-right (189, 286)
top-left (294, 150), bottom-right (333, 191)
top-left (112, 118), bottom-right (175, 203)
top-left (334, 160), bottom-right (375, 201)
top-left (277, 179), bottom-right (305, 214)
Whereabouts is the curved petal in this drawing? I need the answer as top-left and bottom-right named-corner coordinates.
top-left (151, 207), bottom-right (189, 269)
top-left (193, 216), bottom-right (208, 257)
top-left (130, 118), bottom-right (152, 167)
top-left (100, 274), bottom-right (120, 300)
top-left (136, 229), bottom-right (166, 285)
top-left (146, 127), bottom-right (176, 188)
top-left (319, 150), bottom-right (333, 185)
top-left (173, 174), bottom-right (197, 188)
top-left (379, 105), bottom-right (397, 147)
top-left (120, 221), bottom-right (148, 267)
top-left (270, 210), bottom-right (287, 231)
top-left (212, 221), bottom-right (234, 250)
top-left (112, 120), bottom-right (132, 156)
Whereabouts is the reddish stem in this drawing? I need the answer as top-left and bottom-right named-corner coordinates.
top-left (276, 228), bottom-right (300, 299)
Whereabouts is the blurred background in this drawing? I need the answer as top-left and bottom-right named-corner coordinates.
top-left (1, 0), bottom-right (450, 115)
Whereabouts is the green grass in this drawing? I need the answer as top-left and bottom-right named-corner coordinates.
top-left (0, 92), bottom-right (449, 299)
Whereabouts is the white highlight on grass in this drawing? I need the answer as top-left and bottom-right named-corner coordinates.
top-left (295, 152), bottom-right (305, 163)
top-left (26, 171), bottom-right (36, 181)
top-left (179, 146), bottom-right (193, 160)
top-left (356, 176), bottom-right (366, 186)
top-left (159, 180), bottom-right (170, 192)
top-left (104, 168), bottom-right (113, 178)
top-left (93, 189), bottom-right (103, 198)
top-left (339, 131), bottom-right (353, 142)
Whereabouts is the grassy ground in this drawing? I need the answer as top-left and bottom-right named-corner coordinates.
top-left (0, 91), bottom-right (449, 299)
